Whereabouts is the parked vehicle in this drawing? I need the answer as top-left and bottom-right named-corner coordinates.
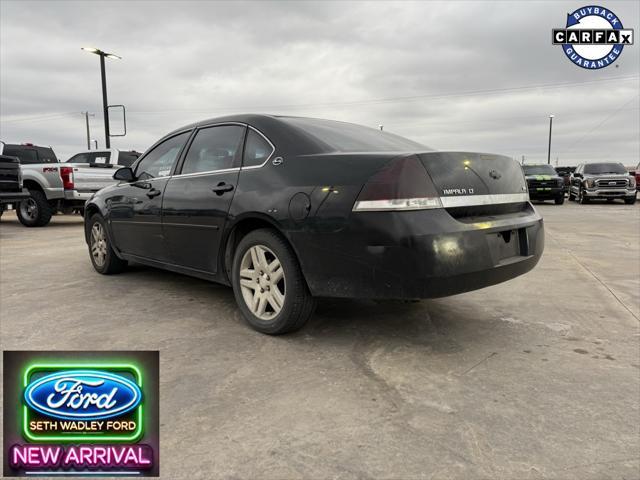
top-left (634, 163), bottom-right (640, 192)
top-left (0, 143), bottom-right (141, 227)
top-left (84, 114), bottom-right (544, 334)
top-left (0, 154), bottom-right (30, 218)
top-left (569, 162), bottom-right (637, 204)
top-left (554, 166), bottom-right (575, 194)
top-left (522, 164), bottom-right (565, 204)
top-left (65, 149), bottom-right (141, 202)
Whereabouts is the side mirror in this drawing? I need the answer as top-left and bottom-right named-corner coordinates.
top-left (573, 173), bottom-right (582, 178)
top-left (629, 171), bottom-right (636, 176)
top-left (113, 167), bottom-right (135, 182)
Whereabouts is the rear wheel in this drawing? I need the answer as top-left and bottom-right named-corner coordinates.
top-left (232, 228), bottom-right (315, 335)
top-left (88, 214), bottom-right (127, 274)
top-left (17, 190), bottom-right (52, 227)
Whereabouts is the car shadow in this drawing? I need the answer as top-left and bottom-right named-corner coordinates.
top-left (114, 262), bottom-right (501, 350)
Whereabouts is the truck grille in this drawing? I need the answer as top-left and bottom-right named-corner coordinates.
top-left (596, 179), bottom-right (627, 188)
top-left (528, 180), bottom-right (559, 189)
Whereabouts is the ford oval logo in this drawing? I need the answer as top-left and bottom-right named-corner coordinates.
top-left (24, 370), bottom-right (142, 421)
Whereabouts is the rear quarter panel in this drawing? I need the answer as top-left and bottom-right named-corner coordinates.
top-left (20, 164), bottom-right (64, 199)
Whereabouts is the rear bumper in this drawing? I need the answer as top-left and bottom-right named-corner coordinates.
top-left (0, 188), bottom-right (30, 204)
top-left (295, 203), bottom-right (544, 299)
top-left (584, 188), bottom-right (636, 199)
top-left (64, 190), bottom-right (95, 201)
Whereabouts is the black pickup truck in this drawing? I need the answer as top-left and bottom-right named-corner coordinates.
top-left (0, 154), bottom-right (30, 218)
top-left (522, 164), bottom-right (565, 204)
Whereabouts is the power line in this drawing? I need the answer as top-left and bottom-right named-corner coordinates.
top-left (563, 95), bottom-right (639, 153)
top-left (127, 75), bottom-right (639, 115)
top-left (0, 111), bottom-right (78, 124)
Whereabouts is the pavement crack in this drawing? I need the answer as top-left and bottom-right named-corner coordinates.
top-left (547, 229), bottom-right (639, 322)
top-left (461, 352), bottom-right (497, 375)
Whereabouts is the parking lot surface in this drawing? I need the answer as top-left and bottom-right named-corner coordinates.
top-left (1, 202), bottom-right (639, 479)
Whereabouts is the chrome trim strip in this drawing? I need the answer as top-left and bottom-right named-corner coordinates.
top-left (440, 193), bottom-right (530, 208)
top-left (171, 167), bottom-right (240, 179)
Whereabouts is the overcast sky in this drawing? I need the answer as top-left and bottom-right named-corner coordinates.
top-left (1, 0), bottom-right (638, 165)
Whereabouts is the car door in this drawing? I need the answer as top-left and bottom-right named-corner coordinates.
top-left (162, 124), bottom-right (246, 273)
top-left (108, 131), bottom-right (191, 261)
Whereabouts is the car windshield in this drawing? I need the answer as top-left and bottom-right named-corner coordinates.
top-left (523, 165), bottom-right (557, 175)
top-left (279, 117), bottom-right (432, 152)
top-left (583, 163), bottom-right (627, 174)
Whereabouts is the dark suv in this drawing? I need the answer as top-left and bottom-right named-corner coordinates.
top-left (569, 162), bottom-right (637, 204)
top-left (522, 164), bottom-right (565, 204)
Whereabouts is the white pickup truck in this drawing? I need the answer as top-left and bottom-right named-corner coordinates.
top-left (0, 143), bottom-right (140, 226)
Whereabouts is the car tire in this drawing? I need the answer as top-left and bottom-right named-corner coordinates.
top-left (624, 196), bottom-right (636, 205)
top-left (578, 188), bottom-right (589, 204)
top-left (232, 228), bottom-right (316, 335)
top-left (88, 214), bottom-right (127, 274)
top-left (16, 190), bottom-right (53, 227)
top-left (568, 190), bottom-right (575, 201)
top-left (554, 194), bottom-right (565, 205)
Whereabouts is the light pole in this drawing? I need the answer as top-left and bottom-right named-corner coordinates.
top-left (547, 114), bottom-right (554, 165)
top-left (81, 47), bottom-right (121, 148)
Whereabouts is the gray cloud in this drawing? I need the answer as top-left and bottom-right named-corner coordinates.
top-left (1, 0), bottom-right (638, 165)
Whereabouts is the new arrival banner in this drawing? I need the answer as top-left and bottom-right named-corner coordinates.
top-left (3, 351), bottom-right (159, 477)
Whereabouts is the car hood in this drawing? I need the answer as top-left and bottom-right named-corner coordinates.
top-left (582, 173), bottom-right (630, 178)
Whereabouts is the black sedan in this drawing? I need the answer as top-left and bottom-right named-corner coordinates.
top-left (84, 115), bottom-right (544, 334)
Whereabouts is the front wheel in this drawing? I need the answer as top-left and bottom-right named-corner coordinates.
top-left (232, 228), bottom-right (315, 335)
top-left (624, 196), bottom-right (637, 205)
top-left (578, 188), bottom-right (589, 204)
top-left (88, 214), bottom-right (127, 274)
top-left (554, 194), bottom-right (565, 205)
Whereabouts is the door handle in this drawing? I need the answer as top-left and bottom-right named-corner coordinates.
top-left (212, 182), bottom-right (234, 195)
top-left (146, 188), bottom-right (161, 198)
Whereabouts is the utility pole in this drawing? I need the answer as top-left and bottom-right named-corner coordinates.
top-left (82, 47), bottom-right (121, 149)
top-left (547, 114), bottom-right (554, 164)
top-left (82, 112), bottom-right (95, 150)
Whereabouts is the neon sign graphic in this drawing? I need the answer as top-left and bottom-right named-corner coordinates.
top-left (22, 363), bottom-right (143, 443)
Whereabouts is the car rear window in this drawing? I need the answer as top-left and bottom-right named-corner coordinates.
top-left (583, 163), bottom-right (627, 175)
top-left (279, 117), bottom-right (432, 152)
top-left (523, 165), bottom-right (557, 175)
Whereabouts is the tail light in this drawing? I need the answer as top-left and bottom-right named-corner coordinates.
top-left (60, 166), bottom-right (74, 190)
top-left (353, 155), bottom-right (442, 211)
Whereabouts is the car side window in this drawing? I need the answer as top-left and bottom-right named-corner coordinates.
top-left (181, 125), bottom-right (245, 175)
top-left (243, 129), bottom-right (274, 168)
top-left (88, 152), bottom-right (111, 165)
top-left (117, 152), bottom-right (139, 167)
top-left (67, 153), bottom-right (89, 163)
top-left (135, 131), bottom-right (190, 180)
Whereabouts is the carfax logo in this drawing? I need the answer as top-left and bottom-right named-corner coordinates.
top-left (3, 351), bottom-right (159, 477)
top-left (552, 5), bottom-right (634, 69)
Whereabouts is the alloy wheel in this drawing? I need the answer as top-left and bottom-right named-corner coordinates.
top-left (239, 245), bottom-right (285, 320)
top-left (19, 198), bottom-right (38, 220)
top-left (90, 222), bottom-right (108, 267)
